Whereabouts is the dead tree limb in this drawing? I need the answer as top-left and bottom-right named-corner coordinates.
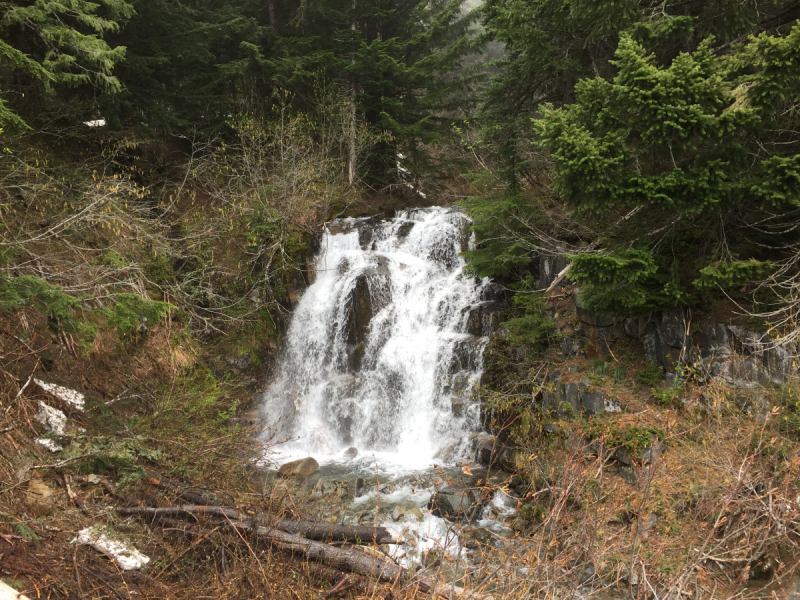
top-left (116, 505), bottom-right (398, 544)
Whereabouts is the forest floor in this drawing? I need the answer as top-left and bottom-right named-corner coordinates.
top-left (4, 276), bottom-right (800, 600)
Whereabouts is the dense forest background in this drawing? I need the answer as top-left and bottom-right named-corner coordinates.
top-left (2, 0), bottom-right (799, 342)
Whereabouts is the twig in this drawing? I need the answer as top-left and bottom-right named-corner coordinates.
top-left (1, 361), bottom-right (39, 423)
top-left (31, 452), bottom-right (98, 471)
top-left (317, 576), bottom-right (353, 599)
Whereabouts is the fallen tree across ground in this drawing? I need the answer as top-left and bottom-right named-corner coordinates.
top-left (117, 505), bottom-right (493, 599)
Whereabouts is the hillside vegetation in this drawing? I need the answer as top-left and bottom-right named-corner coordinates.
top-left (1, 0), bottom-right (800, 599)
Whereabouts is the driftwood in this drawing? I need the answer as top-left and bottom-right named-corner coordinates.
top-left (117, 505), bottom-right (398, 545)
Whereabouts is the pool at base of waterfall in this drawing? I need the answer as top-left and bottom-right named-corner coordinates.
top-left (266, 454), bottom-right (519, 571)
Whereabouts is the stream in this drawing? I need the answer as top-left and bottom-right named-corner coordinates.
top-left (259, 206), bottom-right (514, 569)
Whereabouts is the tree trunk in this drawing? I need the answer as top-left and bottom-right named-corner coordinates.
top-left (348, 0), bottom-right (357, 186)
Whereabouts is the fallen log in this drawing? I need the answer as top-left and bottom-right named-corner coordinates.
top-left (121, 506), bottom-right (493, 600)
top-left (117, 505), bottom-right (398, 545)
top-left (227, 518), bottom-right (426, 588)
top-left (231, 520), bottom-right (492, 599)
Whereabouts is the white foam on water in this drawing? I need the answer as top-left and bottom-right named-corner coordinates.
top-left (260, 207), bottom-right (501, 567)
top-left (261, 207), bottom-right (491, 471)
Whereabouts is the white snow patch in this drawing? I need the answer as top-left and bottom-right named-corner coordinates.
top-left (72, 527), bottom-right (150, 570)
top-left (36, 402), bottom-right (69, 435)
top-left (0, 580), bottom-right (32, 600)
top-left (84, 119), bottom-right (106, 127)
top-left (35, 438), bottom-right (63, 453)
top-left (34, 379), bottom-right (85, 410)
top-left (36, 401), bottom-right (84, 436)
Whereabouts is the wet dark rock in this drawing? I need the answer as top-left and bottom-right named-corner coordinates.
top-left (472, 433), bottom-right (498, 466)
top-left (564, 383), bottom-right (581, 417)
top-left (638, 313), bottom-right (795, 386)
top-left (558, 335), bottom-right (582, 355)
top-left (538, 255), bottom-right (570, 289)
top-left (396, 221), bottom-right (415, 239)
top-left (450, 397), bottom-right (465, 417)
top-left (581, 390), bottom-right (605, 415)
top-left (642, 308), bottom-right (693, 373)
top-left (449, 336), bottom-right (485, 375)
top-left (694, 323), bottom-right (733, 359)
top-left (463, 527), bottom-right (495, 549)
top-left (428, 486), bottom-right (480, 521)
top-left (542, 380), bottom-right (566, 415)
top-left (463, 301), bottom-right (501, 337)
top-left (344, 447), bottom-right (358, 459)
top-left (343, 266), bottom-right (392, 371)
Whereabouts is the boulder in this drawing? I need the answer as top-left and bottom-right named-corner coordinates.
top-left (396, 221), bottom-right (415, 239)
top-left (343, 447), bottom-right (358, 459)
top-left (735, 390), bottom-right (772, 421)
top-left (278, 457), bottom-right (319, 479)
top-left (542, 380), bottom-right (566, 415)
top-left (472, 433), bottom-right (498, 466)
top-left (391, 506), bottom-right (405, 521)
top-left (428, 486), bottom-right (480, 521)
top-left (580, 390), bottom-right (605, 415)
top-left (462, 527), bottom-right (495, 549)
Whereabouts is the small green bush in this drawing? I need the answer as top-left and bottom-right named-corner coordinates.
top-left (653, 386), bottom-right (682, 406)
top-left (501, 279), bottom-right (557, 349)
top-left (637, 362), bottom-right (665, 387)
top-left (584, 421), bottom-right (665, 461)
top-left (104, 293), bottom-right (173, 342)
top-left (0, 275), bottom-right (81, 332)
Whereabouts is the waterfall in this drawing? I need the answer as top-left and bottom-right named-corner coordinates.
top-left (261, 207), bottom-right (498, 471)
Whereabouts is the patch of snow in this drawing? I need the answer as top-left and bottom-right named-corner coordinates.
top-left (36, 402), bottom-right (69, 435)
top-left (604, 399), bottom-right (622, 413)
top-left (36, 401), bottom-right (84, 436)
top-left (0, 580), bottom-right (32, 600)
top-left (35, 438), bottom-right (63, 453)
top-left (34, 379), bottom-right (85, 410)
top-left (72, 527), bottom-right (150, 570)
top-left (84, 119), bottom-right (106, 127)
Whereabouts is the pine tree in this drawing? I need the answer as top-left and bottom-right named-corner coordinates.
top-left (534, 26), bottom-right (800, 316)
top-left (0, 0), bottom-right (134, 129)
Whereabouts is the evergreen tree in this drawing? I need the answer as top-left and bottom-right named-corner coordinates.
top-left (534, 26), bottom-right (800, 316)
top-left (0, 0), bottom-right (134, 129)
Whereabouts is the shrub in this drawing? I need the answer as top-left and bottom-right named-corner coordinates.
top-left (637, 362), bottom-right (665, 387)
top-left (104, 293), bottom-right (173, 342)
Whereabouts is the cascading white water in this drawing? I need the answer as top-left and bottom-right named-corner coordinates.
top-left (261, 206), bottom-right (494, 471)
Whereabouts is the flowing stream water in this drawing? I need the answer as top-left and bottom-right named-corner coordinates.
top-left (260, 206), bottom-right (512, 566)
